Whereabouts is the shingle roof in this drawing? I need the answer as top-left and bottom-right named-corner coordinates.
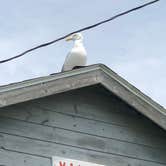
top-left (0, 64), bottom-right (166, 130)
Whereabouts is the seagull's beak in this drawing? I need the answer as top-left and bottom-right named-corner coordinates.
top-left (65, 36), bottom-right (73, 41)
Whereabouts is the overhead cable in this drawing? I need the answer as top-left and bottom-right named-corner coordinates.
top-left (0, 0), bottom-right (159, 64)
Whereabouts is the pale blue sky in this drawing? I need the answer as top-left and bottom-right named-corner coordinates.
top-left (0, 0), bottom-right (166, 107)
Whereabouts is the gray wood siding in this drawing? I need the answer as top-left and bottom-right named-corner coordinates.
top-left (0, 85), bottom-right (166, 166)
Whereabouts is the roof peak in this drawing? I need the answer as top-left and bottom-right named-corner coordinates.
top-left (0, 63), bottom-right (165, 130)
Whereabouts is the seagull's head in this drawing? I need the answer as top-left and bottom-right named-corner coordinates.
top-left (65, 33), bottom-right (83, 42)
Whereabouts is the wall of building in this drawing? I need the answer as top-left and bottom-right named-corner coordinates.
top-left (0, 85), bottom-right (166, 166)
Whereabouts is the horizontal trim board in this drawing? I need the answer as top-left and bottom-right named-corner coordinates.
top-left (0, 106), bottom-right (166, 150)
top-left (0, 132), bottom-right (165, 165)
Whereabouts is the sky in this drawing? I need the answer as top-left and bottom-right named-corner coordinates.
top-left (0, 0), bottom-right (166, 107)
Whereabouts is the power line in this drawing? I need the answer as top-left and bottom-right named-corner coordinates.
top-left (0, 0), bottom-right (159, 64)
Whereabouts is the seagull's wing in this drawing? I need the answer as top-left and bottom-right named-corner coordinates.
top-left (61, 51), bottom-right (72, 72)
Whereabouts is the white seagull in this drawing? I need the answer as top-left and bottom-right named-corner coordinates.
top-left (62, 33), bottom-right (87, 72)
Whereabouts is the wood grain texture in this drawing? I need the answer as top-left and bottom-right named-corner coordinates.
top-left (0, 149), bottom-right (51, 166)
top-left (0, 87), bottom-right (166, 149)
top-left (100, 70), bottom-right (166, 130)
top-left (1, 104), bottom-right (166, 150)
top-left (0, 70), bottom-right (101, 108)
top-left (0, 64), bottom-right (165, 130)
top-left (0, 117), bottom-right (166, 163)
top-left (0, 133), bottom-right (165, 166)
top-left (0, 86), bottom-right (166, 165)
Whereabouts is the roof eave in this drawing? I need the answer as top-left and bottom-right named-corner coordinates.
top-left (0, 64), bottom-right (103, 107)
top-left (0, 64), bottom-right (166, 130)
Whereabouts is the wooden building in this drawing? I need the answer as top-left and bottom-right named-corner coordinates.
top-left (0, 64), bottom-right (166, 166)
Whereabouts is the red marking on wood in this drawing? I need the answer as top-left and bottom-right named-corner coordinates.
top-left (59, 161), bottom-right (66, 166)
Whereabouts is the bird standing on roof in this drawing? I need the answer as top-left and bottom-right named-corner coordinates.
top-left (62, 33), bottom-right (87, 72)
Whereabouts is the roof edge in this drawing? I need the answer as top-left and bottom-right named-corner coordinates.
top-left (99, 64), bottom-right (166, 114)
top-left (98, 64), bottom-right (166, 130)
top-left (0, 64), bottom-right (101, 94)
top-left (0, 63), bottom-right (166, 130)
top-left (0, 64), bottom-right (103, 108)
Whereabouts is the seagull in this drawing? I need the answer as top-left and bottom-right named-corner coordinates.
top-left (62, 33), bottom-right (87, 72)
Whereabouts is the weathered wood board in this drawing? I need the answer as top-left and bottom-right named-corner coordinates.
top-left (0, 86), bottom-right (166, 166)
